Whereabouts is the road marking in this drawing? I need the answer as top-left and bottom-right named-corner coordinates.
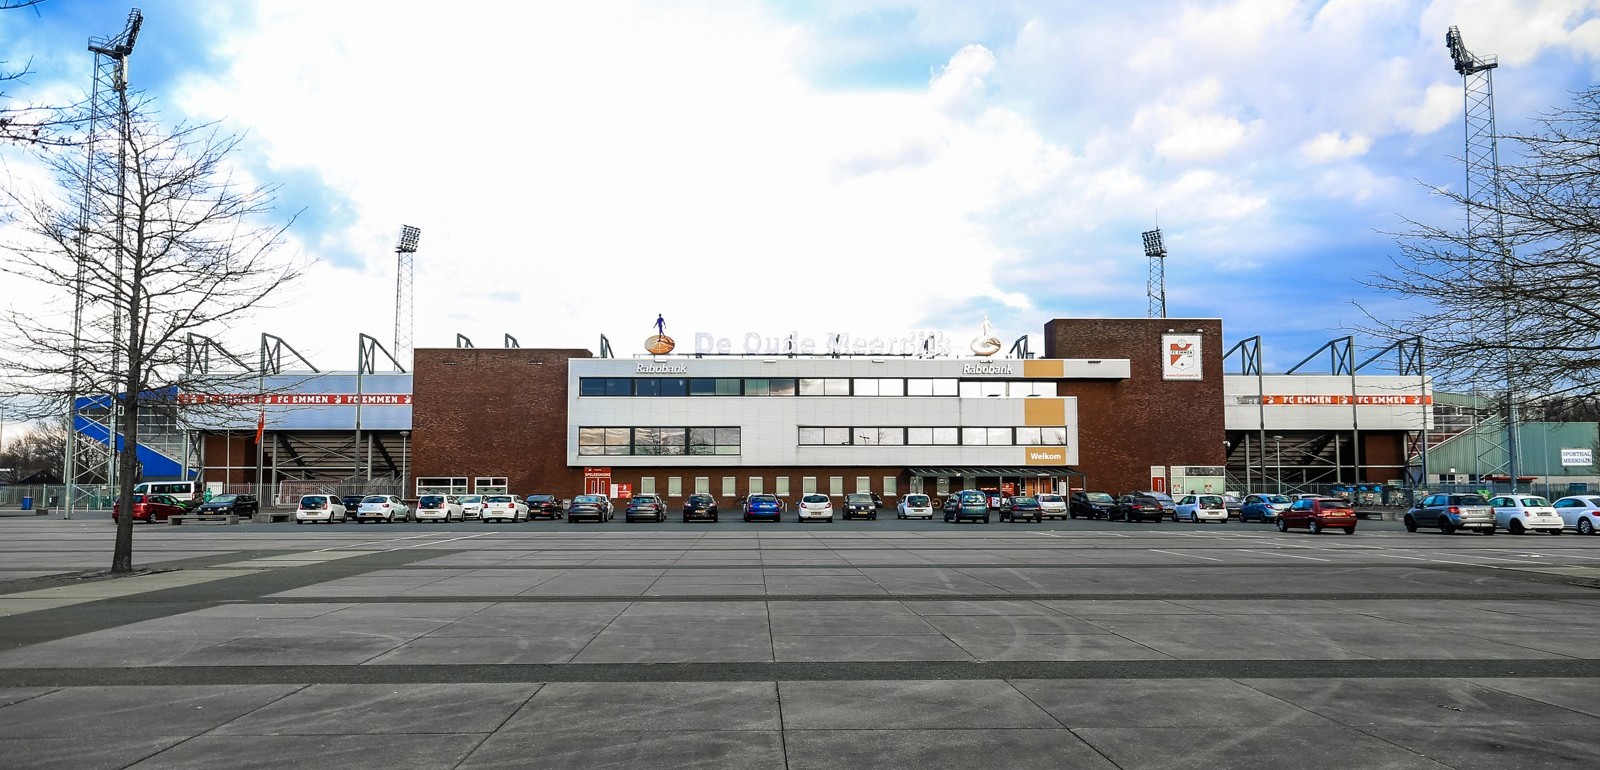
top-left (1148, 549), bottom-right (1221, 562)
top-left (387, 531), bottom-right (502, 551)
top-left (1239, 549), bottom-right (1329, 562)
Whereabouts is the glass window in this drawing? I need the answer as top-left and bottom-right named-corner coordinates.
top-left (1016, 427), bottom-right (1042, 445)
top-left (933, 379), bottom-right (958, 396)
top-left (668, 477), bottom-right (682, 496)
top-left (722, 477), bottom-right (736, 498)
top-left (987, 427), bottom-right (1012, 444)
top-left (769, 378), bottom-right (797, 396)
top-left (716, 378), bottom-right (740, 396)
top-left (959, 381), bottom-right (980, 398)
top-left (824, 427), bottom-right (851, 445)
top-left (825, 378), bottom-right (850, 396)
top-left (883, 476), bottom-right (897, 496)
top-left (745, 378), bottom-right (771, 396)
top-left (803, 476), bottom-right (817, 494)
top-left (634, 427), bottom-right (662, 455)
top-left (878, 379), bottom-right (904, 397)
top-left (775, 477), bottom-right (790, 497)
top-left (689, 428), bottom-right (715, 454)
top-left (959, 381), bottom-right (1006, 398)
top-left (853, 378), bottom-right (879, 397)
top-left (962, 428), bottom-right (987, 445)
top-left (607, 378), bottom-right (631, 396)
top-left (659, 378), bottom-right (687, 397)
top-left (1040, 427), bottom-right (1066, 445)
top-left (907, 427), bottom-right (933, 445)
top-left (856, 476), bottom-right (870, 493)
top-left (829, 476), bottom-right (844, 496)
top-left (695, 476), bottom-right (710, 494)
top-left (636, 378), bottom-right (660, 396)
top-left (799, 378), bottom-right (825, 396)
top-left (936, 477), bottom-right (951, 495)
top-left (689, 378), bottom-right (717, 396)
top-left (853, 427), bottom-right (878, 445)
top-left (906, 379), bottom-right (933, 396)
top-left (580, 378), bottom-right (606, 396)
top-left (657, 427), bottom-right (687, 454)
top-left (877, 428), bottom-right (904, 445)
top-left (640, 477), bottom-right (656, 495)
top-left (932, 427), bottom-right (958, 445)
top-left (749, 477), bottom-right (763, 495)
top-left (799, 427), bottom-right (825, 445)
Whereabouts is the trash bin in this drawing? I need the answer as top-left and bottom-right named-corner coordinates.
top-left (20, 497), bottom-right (32, 511)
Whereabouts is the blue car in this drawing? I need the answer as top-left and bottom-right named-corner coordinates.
top-left (1240, 493), bottom-right (1291, 522)
top-left (743, 494), bottom-right (783, 522)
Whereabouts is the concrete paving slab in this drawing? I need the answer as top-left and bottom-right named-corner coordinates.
top-left (0, 598), bottom-right (99, 617)
top-left (0, 687), bottom-right (53, 706)
top-left (921, 613), bottom-right (1110, 635)
top-left (772, 634), bottom-right (974, 662)
top-left (0, 735), bottom-right (190, 770)
top-left (784, 729), bottom-right (1119, 770)
top-left (209, 683), bottom-right (540, 734)
top-left (499, 682), bottom-right (779, 732)
top-left (1238, 678), bottom-right (1600, 728)
top-left (1014, 678), bottom-right (1318, 727)
top-left (950, 633), bottom-right (1160, 661)
top-left (778, 680), bottom-right (1059, 730)
top-left (126, 733), bottom-right (486, 770)
top-left (767, 601), bottom-right (936, 636)
top-left (365, 635), bottom-right (593, 665)
top-left (1073, 725), bottom-right (1454, 769)
top-left (1360, 724), bottom-right (1600, 769)
top-left (458, 730), bottom-right (786, 770)
top-left (1466, 677), bottom-right (1600, 718)
top-left (0, 684), bottom-right (302, 738)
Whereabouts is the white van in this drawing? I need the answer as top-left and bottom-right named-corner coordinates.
top-left (132, 481), bottom-right (201, 508)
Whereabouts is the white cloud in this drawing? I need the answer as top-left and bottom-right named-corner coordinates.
top-left (1301, 131), bottom-right (1374, 162)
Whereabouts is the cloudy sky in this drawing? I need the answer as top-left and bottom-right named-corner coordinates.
top-left (3, 0), bottom-right (1598, 377)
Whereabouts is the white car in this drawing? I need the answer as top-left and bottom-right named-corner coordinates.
top-left (896, 493), bottom-right (934, 519)
top-left (1036, 493), bottom-right (1068, 519)
top-left (480, 494), bottom-right (528, 523)
top-left (356, 494), bottom-right (409, 523)
top-left (1551, 495), bottom-right (1600, 536)
top-left (797, 493), bottom-right (834, 523)
top-left (458, 495), bottom-right (485, 520)
top-left (1488, 494), bottom-right (1563, 535)
top-left (414, 493), bottom-right (464, 523)
top-left (294, 494), bottom-right (346, 525)
top-left (1175, 494), bottom-right (1228, 523)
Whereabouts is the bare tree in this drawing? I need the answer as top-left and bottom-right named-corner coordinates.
top-left (0, 417), bottom-right (67, 484)
top-left (0, 106), bottom-right (303, 573)
top-left (0, 0), bottom-right (78, 148)
top-left (1361, 86), bottom-right (1600, 404)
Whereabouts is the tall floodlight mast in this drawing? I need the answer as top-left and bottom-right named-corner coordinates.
top-left (393, 225), bottom-right (421, 368)
top-left (1446, 26), bottom-right (1519, 491)
top-left (1142, 228), bottom-right (1167, 318)
top-left (63, 7), bottom-right (142, 520)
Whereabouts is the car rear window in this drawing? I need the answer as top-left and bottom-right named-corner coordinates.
top-left (905, 495), bottom-right (929, 506)
top-left (420, 495), bottom-right (446, 508)
top-left (846, 493), bottom-right (872, 502)
top-left (529, 494), bottom-right (555, 502)
top-left (1452, 495), bottom-right (1489, 505)
top-left (1520, 497), bottom-right (1551, 507)
top-left (1321, 499), bottom-right (1353, 509)
top-left (1012, 496), bottom-right (1037, 505)
top-left (802, 494), bottom-right (829, 503)
top-left (362, 495), bottom-right (386, 503)
top-left (299, 496), bottom-right (326, 508)
top-left (484, 496), bottom-right (512, 503)
top-left (574, 495), bottom-right (603, 503)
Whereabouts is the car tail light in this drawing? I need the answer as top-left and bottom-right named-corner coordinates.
top-left (1448, 506), bottom-right (1460, 514)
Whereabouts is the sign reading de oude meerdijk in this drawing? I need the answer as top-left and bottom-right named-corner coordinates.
top-left (694, 331), bottom-right (953, 357)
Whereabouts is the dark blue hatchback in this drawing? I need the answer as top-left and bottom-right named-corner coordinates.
top-left (743, 494), bottom-right (783, 522)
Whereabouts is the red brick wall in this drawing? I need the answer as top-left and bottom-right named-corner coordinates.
top-left (1044, 318), bottom-right (1226, 495)
top-left (412, 347), bottom-right (591, 495)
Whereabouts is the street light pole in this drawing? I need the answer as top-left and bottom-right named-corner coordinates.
top-left (1273, 435), bottom-right (1284, 494)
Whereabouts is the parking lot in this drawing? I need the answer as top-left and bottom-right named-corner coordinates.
top-left (2, 513), bottom-right (1598, 769)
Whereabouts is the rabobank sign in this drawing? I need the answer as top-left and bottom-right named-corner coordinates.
top-left (962, 363), bottom-right (1015, 375)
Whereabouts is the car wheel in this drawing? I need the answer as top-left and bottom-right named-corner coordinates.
top-left (1483, 527), bottom-right (1496, 536)
top-left (1439, 519), bottom-right (1455, 536)
top-left (1504, 518), bottom-right (1526, 535)
top-left (983, 515), bottom-right (991, 524)
top-left (1579, 517), bottom-right (1596, 535)
top-left (1276, 518), bottom-right (1289, 532)
top-left (1343, 526), bottom-right (1356, 535)
top-left (1403, 515), bottom-right (1418, 533)
top-left (1307, 520), bottom-right (1322, 535)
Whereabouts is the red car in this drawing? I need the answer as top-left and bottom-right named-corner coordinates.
top-left (111, 493), bottom-right (186, 523)
top-left (1277, 497), bottom-right (1358, 535)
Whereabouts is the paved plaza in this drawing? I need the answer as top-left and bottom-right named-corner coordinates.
top-left (2, 515), bottom-right (1599, 768)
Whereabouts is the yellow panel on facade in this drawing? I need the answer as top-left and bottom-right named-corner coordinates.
top-left (1024, 446), bottom-right (1067, 465)
top-left (1023, 398), bottom-right (1066, 426)
top-left (1023, 359), bottom-right (1065, 379)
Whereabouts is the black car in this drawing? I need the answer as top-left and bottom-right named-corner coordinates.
top-left (682, 493), bottom-right (719, 523)
top-left (195, 493), bottom-right (259, 517)
top-left (1070, 491), bottom-right (1117, 519)
top-left (340, 495), bottom-right (365, 522)
top-left (625, 494), bottom-right (667, 523)
top-left (999, 495), bottom-right (1043, 522)
top-left (525, 493), bottom-right (563, 519)
top-left (1112, 493), bottom-right (1166, 522)
top-left (843, 492), bottom-right (877, 520)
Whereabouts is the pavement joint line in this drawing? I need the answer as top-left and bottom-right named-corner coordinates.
top-left (1147, 549), bottom-right (1222, 562)
top-left (0, 569), bottom-right (268, 601)
top-left (2, 659), bottom-right (1597, 687)
top-left (230, 591), bottom-right (1591, 603)
top-left (1237, 549), bottom-right (1329, 562)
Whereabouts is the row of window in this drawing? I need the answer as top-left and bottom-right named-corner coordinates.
top-left (798, 426), bottom-right (1068, 446)
top-left (578, 427), bottom-right (742, 456)
top-left (579, 377), bottom-right (1057, 399)
top-left (639, 475), bottom-right (903, 499)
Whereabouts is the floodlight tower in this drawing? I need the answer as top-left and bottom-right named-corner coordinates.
top-left (1142, 228), bottom-right (1167, 318)
top-left (63, 7), bottom-right (142, 519)
top-left (1446, 26), bottom-right (1519, 490)
top-left (393, 225), bottom-right (421, 368)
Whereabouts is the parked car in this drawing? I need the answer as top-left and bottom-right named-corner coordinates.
top-left (797, 493), bottom-right (834, 523)
top-left (339, 495), bottom-right (366, 522)
top-left (940, 496), bottom-right (960, 517)
top-left (480, 494), bottom-right (528, 523)
top-left (1070, 491), bottom-right (1117, 519)
top-left (525, 493), bottom-right (562, 519)
top-left (132, 480), bottom-right (202, 510)
top-left (356, 494), bottom-right (409, 523)
top-left (871, 492), bottom-right (884, 509)
top-left (1112, 493), bottom-right (1167, 523)
top-left (944, 489), bottom-right (991, 524)
top-left (1550, 495), bottom-right (1600, 535)
top-left (1278, 496), bottom-right (1358, 535)
top-left (566, 494), bottom-right (612, 523)
top-left (111, 493), bottom-right (185, 523)
top-left (1174, 494), bottom-right (1228, 523)
top-left (414, 494), bottom-right (463, 523)
top-left (1488, 494), bottom-right (1563, 535)
top-left (625, 494), bottom-right (667, 523)
top-left (595, 495), bottom-right (615, 515)
top-left (682, 493), bottom-right (719, 523)
top-left (1405, 493), bottom-right (1496, 535)
top-left (1000, 495), bottom-right (1043, 523)
top-left (1036, 493), bottom-right (1068, 519)
top-left (458, 494), bottom-right (486, 520)
top-left (1221, 494), bottom-right (1243, 518)
top-left (896, 493), bottom-right (933, 519)
top-left (744, 493), bottom-right (784, 522)
top-left (1240, 493), bottom-right (1291, 523)
top-left (195, 493), bottom-right (260, 517)
top-left (294, 494), bottom-right (347, 524)
top-left (843, 492), bottom-right (878, 520)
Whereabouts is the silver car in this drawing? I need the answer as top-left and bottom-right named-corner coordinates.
top-left (1405, 493), bottom-right (1496, 535)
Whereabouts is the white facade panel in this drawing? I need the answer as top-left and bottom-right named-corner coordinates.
top-left (1224, 374), bottom-right (1433, 431)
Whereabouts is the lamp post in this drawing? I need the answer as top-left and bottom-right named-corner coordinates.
top-left (1273, 435), bottom-right (1284, 494)
top-left (399, 430), bottom-right (410, 501)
